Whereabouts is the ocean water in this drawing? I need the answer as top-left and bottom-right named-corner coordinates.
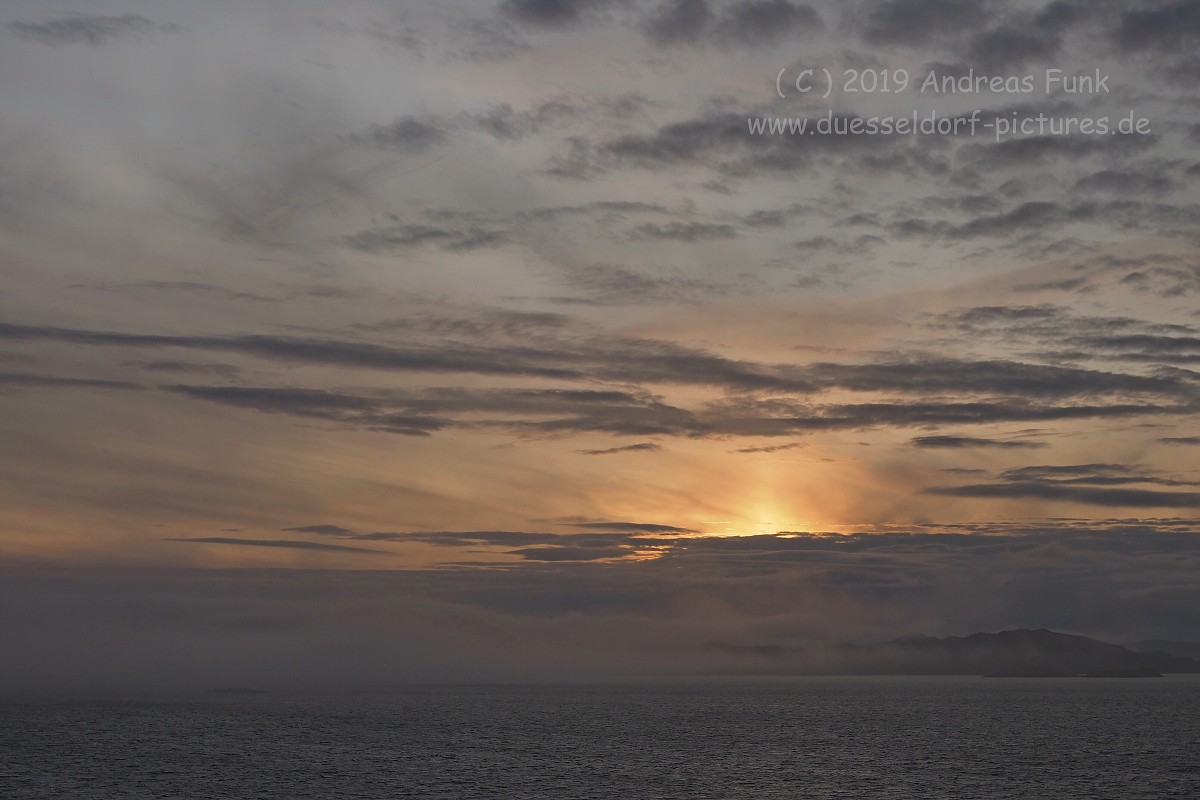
top-left (2, 676), bottom-right (1198, 799)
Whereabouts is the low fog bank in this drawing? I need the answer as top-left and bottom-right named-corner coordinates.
top-left (4, 528), bottom-right (1200, 692)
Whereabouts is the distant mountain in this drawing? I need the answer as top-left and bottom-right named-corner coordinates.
top-left (1123, 639), bottom-right (1200, 660)
top-left (701, 629), bottom-right (1200, 676)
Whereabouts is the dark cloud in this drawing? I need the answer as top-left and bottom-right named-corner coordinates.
top-left (644, 0), bottom-right (715, 43)
top-left (576, 442), bottom-right (661, 455)
top-left (801, 357), bottom-right (1189, 398)
top-left (471, 101), bottom-right (580, 140)
top-left (0, 372), bottom-right (140, 390)
top-left (1032, 0), bottom-right (1094, 34)
top-left (742, 209), bottom-right (789, 227)
top-left (553, 262), bottom-right (727, 305)
top-left (165, 386), bottom-right (379, 418)
top-left (499, 0), bottom-right (614, 27)
top-left (164, 385), bottom-right (451, 436)
top-left (890, 197), bottom-right (1199, 243)
top-left (508, 546), bottom-right (630, 561)
top-left (1115, 1), bottom-right (1200, 50)
top-left (447, 17), bottom-right (531, 61)
top-left (628, 221), bottom-right (739, 241)
top-left (73, 280), bottom-right (276, 304)
top-left (345, 223), bottom-right (509, 253)
top-left (1064, 333), bottom-right (1200, 364)
top-left (0, 320), bottom-right (817, 392)
top-left (1075, 169), bottom-right (1178, 196)
top-left (517, 199), bottom-right (670, 223)
top-left (7, 14), bottom-right (178, 46)
top-left (715, 0), bottom-right (822, 44)
top-left (1118, 265), bottom-right (1200, 298)
top-left (959, 134), bottom-right (1153, 170)
top-left (924, 463), bottom-right (1200, 508)
top-left (644, 0), bottom-right (821, 46)
top-left (567, 521), bottom-right (698, 533)
top-left (1160, 436), bottom-right (1200, 446)
top-left (964, 25), bottom-right (1060, 72)
top-left (283, 525), bottom-right (357, 536)
top-left (4, 321), bottom-right (1197, 441)
top-left (362, 530), bottom-right (571, 547)
top-left (702, 397), bottom-right (1196, 437)
top-left (593, 108), bottom-right (952, 180)
top-left (999, 464), bottom-right (1196, 487)
top-left (935, 305), bottom-right (1198, 345)
top-left (949, 305), bottom-right (1064, 326)
top-left (1013, 277), bottom-right (1092, 293)
top-left (909, 435), bottom-right (1047, 449)
top-left (734, 442), bottom-right (805, 453)
top-left (126, 360), bottom-right (240, 378)
top-left (859, 0), bottom-right (992, 47)
top-left (166, 383), bottom-right (695, 437)
top-left (362, 117), bottom-right (446, 152)
top-left (926, 482), bottom-right (1200, 508)
top-left (165, 537), bottom-right (384, 554)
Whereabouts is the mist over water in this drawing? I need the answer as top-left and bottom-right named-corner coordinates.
top-left (4, 677), bottom-right (1198, 799)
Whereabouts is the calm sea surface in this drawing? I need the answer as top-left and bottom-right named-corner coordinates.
top-left (2, 677), bottom-right (1198, 799)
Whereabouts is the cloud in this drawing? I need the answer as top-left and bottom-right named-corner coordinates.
top-left (1075, 169), bottom-right (1178, 196)
top-left (552, 262), bottom-right (727, 305)
top-left (0, 372), bottom-right (140, 390)
top-left (963, 25), bottom-right (1060, 72)
top-left (1063, 332), bottom-right (1200, 364)
top-left (167, 386), bottom-right (380, 418)
top-left (362, 117), bottom-right (446, 152)
top-left (714, 0), bottom-right (822, 44)
top-left (1119, 265), bottom-right (1200, 297)
top-left (165, 537), bottom-right (385, 554)
top-left (170, 386), bottom-right (453, 436)
top-left (125, 360), bottom-right (240, 378)
top-left (909, 435), bottom-right (1047, 449)
top-left (958, 134), bottom-right (1153, 171)
top-left (363, 530), bottom-right (573, 546)
top-left (588, 104), bottom-right (996, 181)
top-left (643, 0), bottom-right (715, 43)
top-left (345, 223), bottom-right (509, 253)
top-left (283, 525), bottom-right (357, 536)
top-left (858, 0), bottom-right (992, 47)
top-left (7, 14), bottom-right (178, 46)
top-left (576, 442), bottom-right (661, 455)
top-left (646, 0), bottom-right (823, 47)
top-left (567, 521), bottom-right (697, 533)
top-left (3, 319), bottom-right (1197, 442)
top-left (508, 546), bottom-right (630, 561)
top-left (734, 442), bottom-right (806, 453)
top-left (499, 0), bottom-right (614, 27)
top-left (999, 464), bottom-right (1196, 487)
top-left (1115, 1), bottom-right (1200, 51)
top-left (925, 482), bottom-right (1200, 508)
top-left (628, 221), bottom-right (739, 241)
top-left (924, 463), bottom-right (1200, 508)
top-left (800, 357), bottom-right (1185, 398)
top-left (0, 320), bottom-right (818, 391)
top-left (1160, 436), bottom-right (1200, 446)
top-left (471, 101), bottom-right (580, 140)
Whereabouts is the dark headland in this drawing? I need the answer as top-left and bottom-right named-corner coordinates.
top-left (702, 629), bottom-right (1200, 677)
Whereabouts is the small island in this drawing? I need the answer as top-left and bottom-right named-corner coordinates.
top-left (702, 629), bottom-right (1200, 677)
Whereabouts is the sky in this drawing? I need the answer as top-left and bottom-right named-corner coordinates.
top-left (1, 0), bottom-right (1199, 689)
